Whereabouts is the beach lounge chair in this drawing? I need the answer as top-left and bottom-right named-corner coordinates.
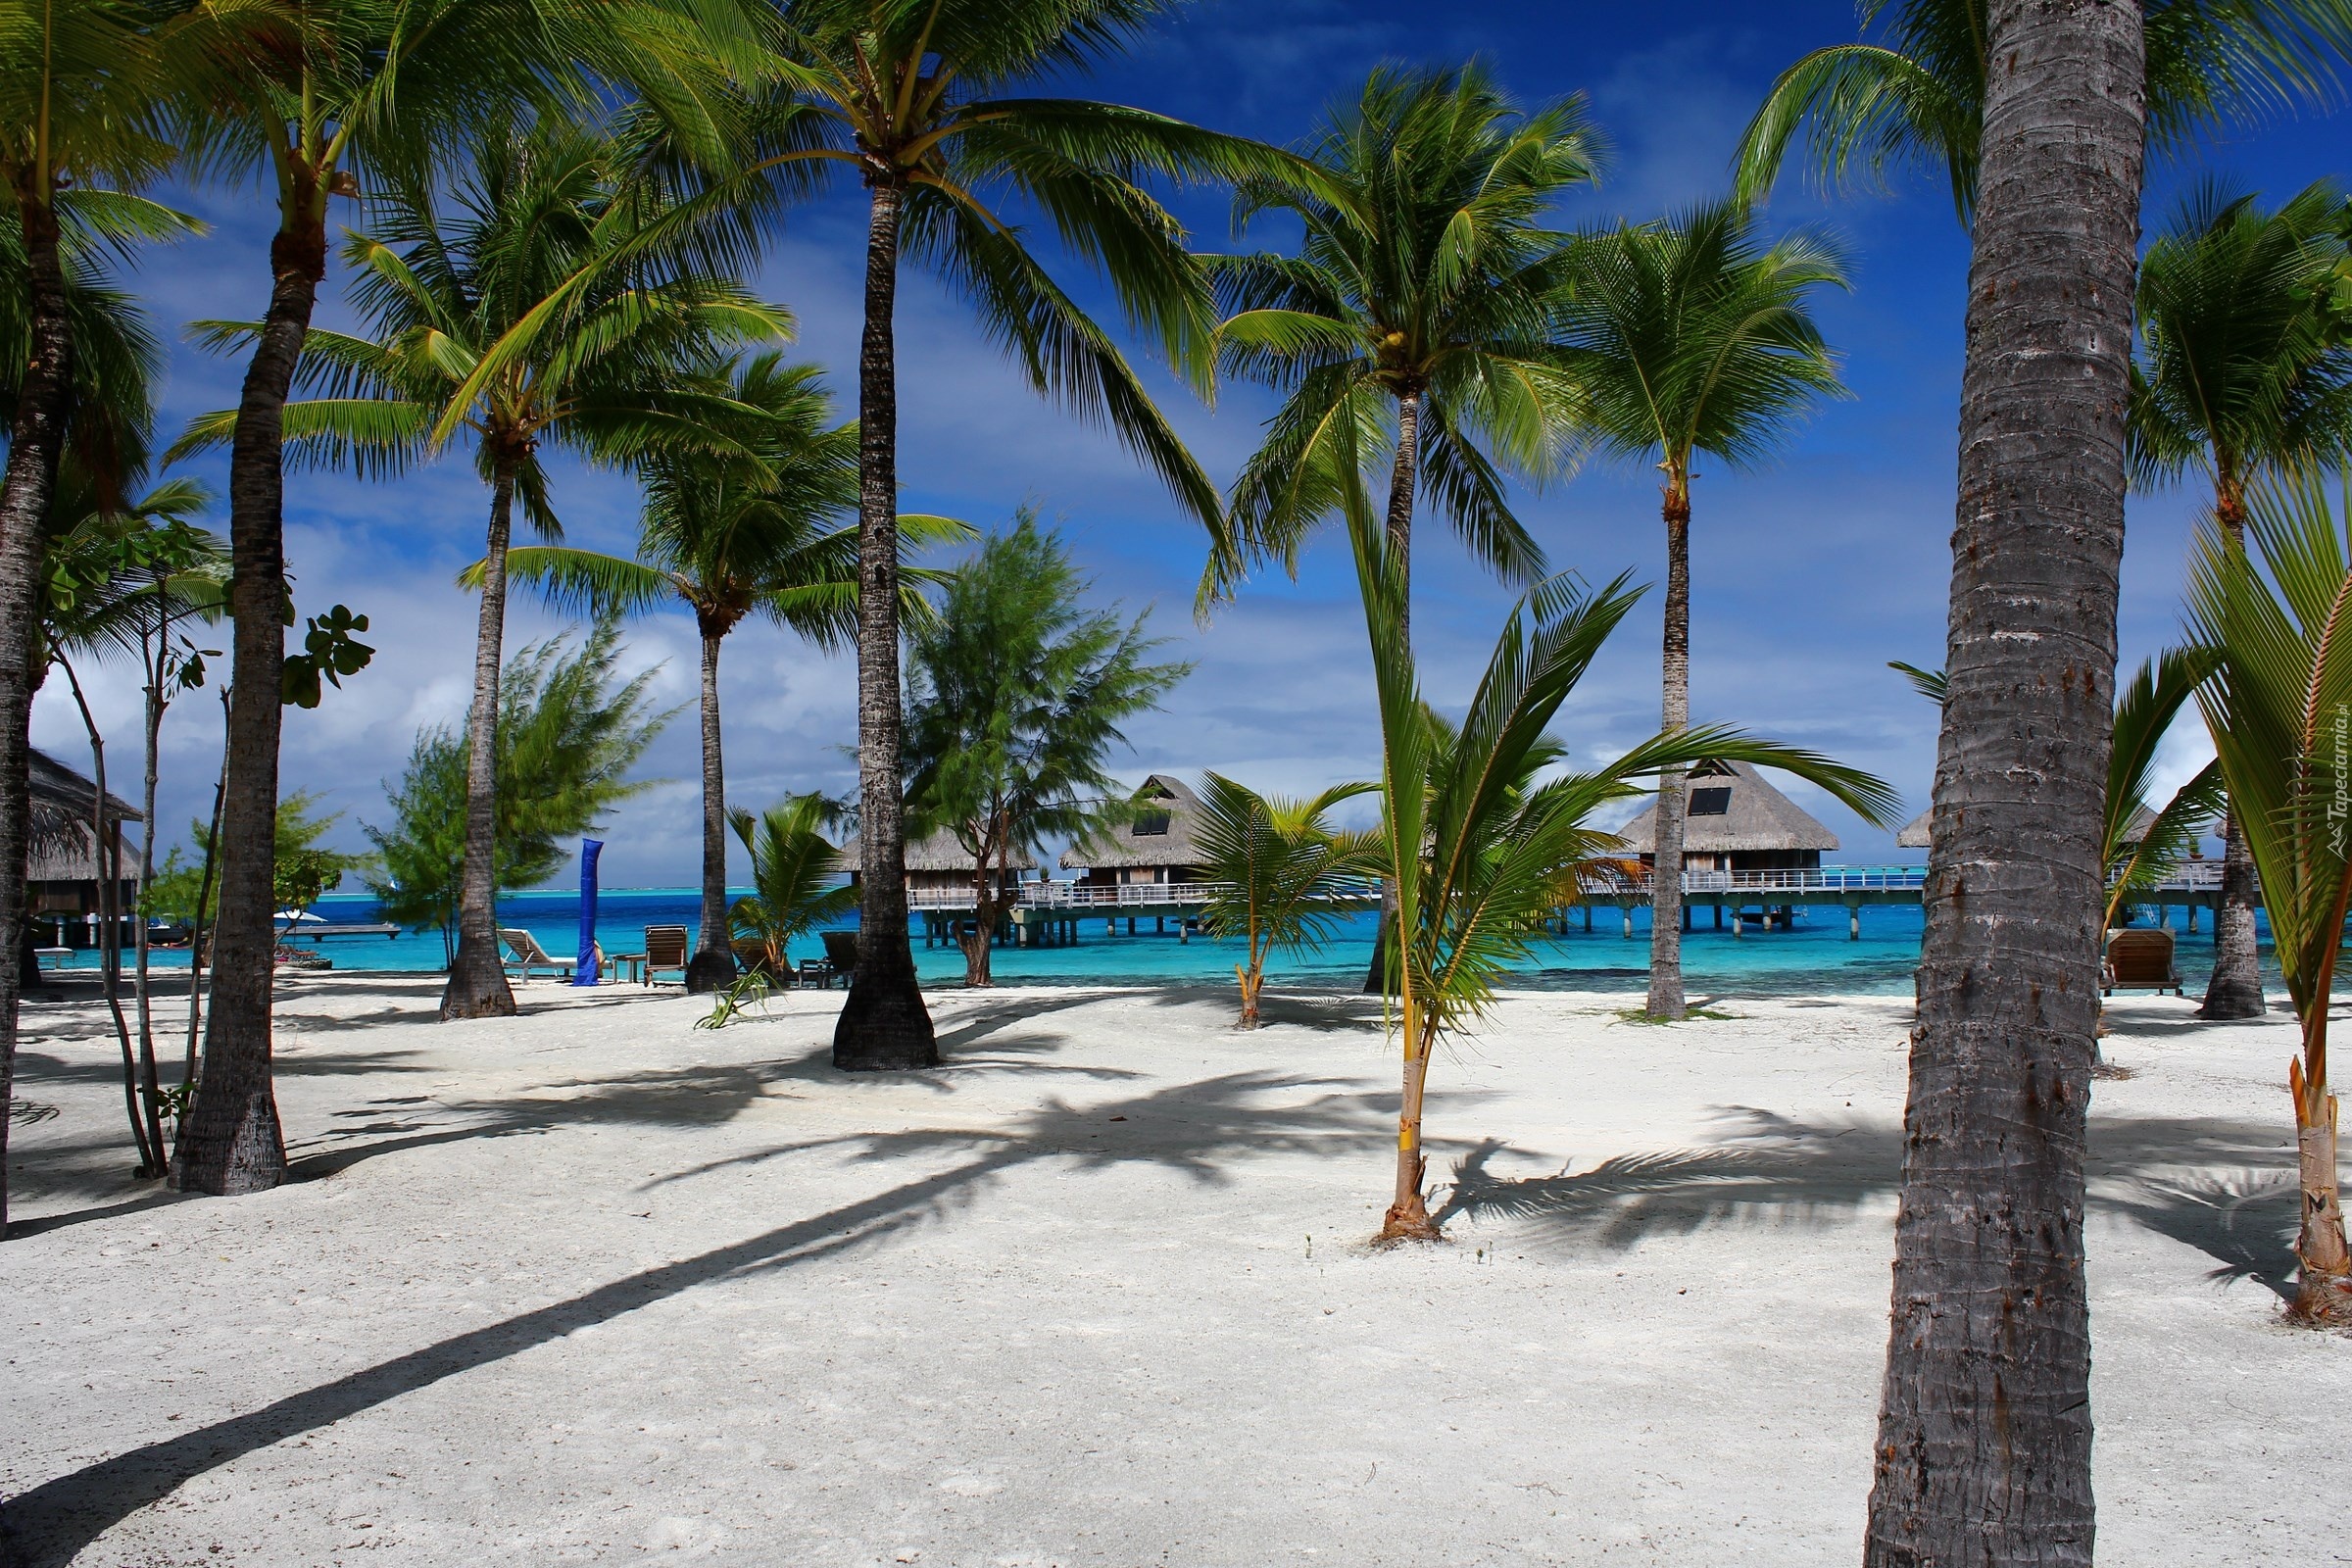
top-left (2102, 928), bottom-right (2183, 996)
top-left (817, 930), bottom-right (859, 989)
top-left (500, 928), bottom-right (574, 982)
top-left (642, 924), bottom-right (690, 986)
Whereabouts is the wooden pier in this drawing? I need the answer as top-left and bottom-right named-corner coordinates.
top-left (905, 865), bottom-right (2237, 945)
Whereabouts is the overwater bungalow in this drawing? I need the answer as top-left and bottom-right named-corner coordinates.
top-left (1060, 774), bottom-right (1205, 888)
top-left (836, 829), bottom-right (1036, 903)
top-left (1614, 759), bottom-right (1838, 874)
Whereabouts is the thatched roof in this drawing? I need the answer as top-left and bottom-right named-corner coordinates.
top-left (835, 828), bottom-right (1035, 875)
top-left (1614, 760), bottom-right (1839, 855)
top-left (1059, 774), bottom-right (1203, 870)
top-left (25, 749), bottom-right (140, 879)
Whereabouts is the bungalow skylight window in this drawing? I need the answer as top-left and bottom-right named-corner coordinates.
top-left (1688, 787), bottom-right (1732, 816)
top-left (1133, 809), bottom-right (1172, 836)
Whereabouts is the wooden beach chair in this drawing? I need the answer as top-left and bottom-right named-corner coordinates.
top-left (500, 928), bottom-right (574, 983)
top-left (642, 924), bottom-right (690, 987)
top-left (812, 930), bottom-right (858, 990)
top-left (2102, 928), bottom-right (2183, 997)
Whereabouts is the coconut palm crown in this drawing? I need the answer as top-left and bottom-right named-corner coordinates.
top-left (1202, 61), bottom-right (1600, 616)
top-left (1733, 0), bottom-right (2352, 222)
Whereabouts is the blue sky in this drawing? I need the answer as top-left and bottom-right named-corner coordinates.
top-left (31, 0), bottom-right (2351, 889)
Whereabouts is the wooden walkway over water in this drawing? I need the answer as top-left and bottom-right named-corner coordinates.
top-left (911, 864), bottom-right (2239, 946)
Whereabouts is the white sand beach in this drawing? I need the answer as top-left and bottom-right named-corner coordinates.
top-left (0, 976), bottom-right (2336, 1566)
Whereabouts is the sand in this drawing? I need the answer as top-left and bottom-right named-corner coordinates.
top-left (0, 971), bottom-right (2338, 1566)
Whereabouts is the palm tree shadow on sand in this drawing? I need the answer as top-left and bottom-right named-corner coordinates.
top-left (1434, 1106), bottom-right (2300, 1299)
top-left (0, 1067), bottom-right (1389, 1566)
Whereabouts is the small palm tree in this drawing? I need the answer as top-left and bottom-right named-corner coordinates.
top-left (2100, 650), bottom-right (2227, 930)
top-left (1350, 512), bottom-right (1896, 1243)
top-left (1193, 774), bottom-right (1379, 1028)
top-left (497, 352), bottom-right (967, 993)
top-left (178, 122), bottom-right (790, 1021)
top-left (1891, 654), bottom-right (2228, 932)
top-left (2184, 469), bottom-right (2352, 1323)
top-left (1203, 62), bottom-right (1599, 623)
top-left (727, 795), bottom-right (858, 979)
top-left (1733, 0), bottom-right (2352, 221)
top-left (2134, 179), bottom-right (2352, 1017)
top-left (686, 0), bottom-right (1304, 1068)
top-left (1553, 198), bottom-right (1848, 1021)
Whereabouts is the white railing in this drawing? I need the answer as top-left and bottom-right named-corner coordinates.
top-left (902, 862), bottom-right (2233, 912)
top-left (905, 879), bottom-right (1381, 913)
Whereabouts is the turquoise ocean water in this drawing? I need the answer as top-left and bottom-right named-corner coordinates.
top-left (65, 887), bottom-right (2270, 998)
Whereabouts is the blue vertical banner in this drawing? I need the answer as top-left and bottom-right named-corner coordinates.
top-left (575, 839), bottom-right (604, 985)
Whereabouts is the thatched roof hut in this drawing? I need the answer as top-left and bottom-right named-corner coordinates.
top-left (24, 749), bottom-right (141, 923)
top-left (836, 828), bottom-right (1035, 895)
top-left (1060, 774), bottom-right (1204, 883)
top-left (1895, 808), bottom-right (1931, 850)
top-left (1613, 760), bottom-right (1838, 871)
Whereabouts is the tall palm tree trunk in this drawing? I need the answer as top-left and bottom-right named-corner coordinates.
top-left (1645, 477), bottom-right (1692, 1020)
top-left (832, 178), bottom-right (935, 1071)
top-left (2202, 486), bottom-right (2265, 1019)
top-left (1362, 386), bottom-right (1421, 996)
top-left (0, 183), bottom-right (73, 1234)
top-left (1863, 1), bottom-right (2143, 1561)
top-left (172, 210), bottom-right (329, 1196)
top-left (442, 458), bottom-right (520, 1020)
top-left (685, 626), bottom-right (736, 994)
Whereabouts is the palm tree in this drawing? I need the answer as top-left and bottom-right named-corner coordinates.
top-left (1348, 504), bottom-right (1896, 1243)
top-left (177, 122), bottom-right (790, 1022)
top-left (1890, 652), bottom-right (2230, 933)
top-left (726, 794), bottom-right (858, 979)
top-left (2133, 179), bottom-right (2352, 1018)
top-left (902, 514), bottom-right (1187, 988)
top-left (1732, 0), bottom-right (2352, 221)
top-left (1552, 198), bottom-right (1847, 1021)
top-left (1861, 2), bottom-right (2144, 1559)
top-left (500, 352), bottom-right (967, 993)
top-left (1202, 62), bottom-right (1599, 623)
top-left (676, 0), bottom-right (1303, 1069)
top-left (1192, 774), bottom-right (1379, 1028)
top-left (0, 0), bottom-right (197, 1234)
top-left (2186, 471), bottom-right (2352, 1322)
top-left (163, 0), bottom-right (742, 1195)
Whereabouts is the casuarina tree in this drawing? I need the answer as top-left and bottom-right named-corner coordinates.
top-left (903, 514), bottom-right (1187, 989)
top-left (1861, 1), bottom-right (2144, 1562)
top-left (1552, 198), bottom-right (1846, 1021)
top-left (2132, 179), bottom-right (2352, 1018)
top-left (500, 353), bottom-right (965, 992)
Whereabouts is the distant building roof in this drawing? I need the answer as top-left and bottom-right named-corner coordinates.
top-left (1895, 808), bottom-right (1931, 850)
top-left (24, 748), bottom-right (140, 879)
top-left (1614, 760), bottom-right (1840, 855)
top-left (836, 827), bottom-right (1036, 875)
top-left (1059, 774), bottom-right (1203, 870)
